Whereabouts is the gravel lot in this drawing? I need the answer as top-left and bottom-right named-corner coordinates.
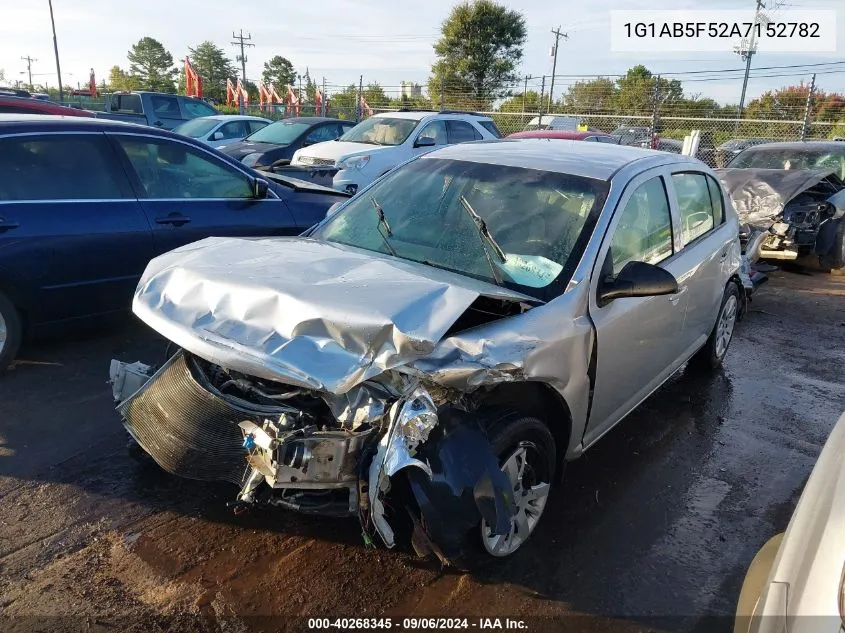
top-left (1, 268), bottom-right (844, 633)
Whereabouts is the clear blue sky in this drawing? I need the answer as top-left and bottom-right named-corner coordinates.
top-left (1, 0), bottom-right (842, 104)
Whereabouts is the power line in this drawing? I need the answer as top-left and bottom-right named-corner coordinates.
top-left (230, 29), bottom-right (255, 83)
top-left (20, 55), bottom-right (37, 86)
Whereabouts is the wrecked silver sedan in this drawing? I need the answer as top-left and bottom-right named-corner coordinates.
top-left (112, 140), bottom-right (747, 563)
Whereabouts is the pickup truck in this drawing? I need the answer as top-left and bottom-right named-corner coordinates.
top-left (95, 91), bottom-right (218, 129)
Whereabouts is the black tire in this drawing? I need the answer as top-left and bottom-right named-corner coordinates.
top-left (451, 409), bottom-right (556, 567)
top-left (689, 282), bottom-right (740, 371)
top-left (819, 217), bottom-right (845, 272)
top-left (0, 291), bottom-right (22, 372)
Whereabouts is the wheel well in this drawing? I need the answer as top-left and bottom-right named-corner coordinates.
top-left (475, 381), bottom-right (572, 459)
top-left (0, 278), bottom-right (30, 331)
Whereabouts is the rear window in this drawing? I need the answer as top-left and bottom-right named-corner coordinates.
top-left (478, 120), bottom-right (502, 138)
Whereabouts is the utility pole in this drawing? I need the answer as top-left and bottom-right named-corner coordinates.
top-left (321, 77), bottom-right (326, 116)
top-left (548, 27), bottom-right (568, 112)
top-left (21, 56), bottom-right (37, 88)
top-left (538, 75), bottom-right (546, 120)
top-left (651, 75), bottom-right (662, 148)
top-left (800, 73), bottom-right (816, 141)
top-left (735, 0), bottom-right (769, 116)
top-left (231, 29), bottom-right (254, 114)
top-left (357, 75), bottom-right (363, 122)
top-left (48, 0), bottom-right (63, 103)
top-left (522, 75), bottom-right (532, 113)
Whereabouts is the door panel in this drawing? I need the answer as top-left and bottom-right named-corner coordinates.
top-left (667, 171), bottom-right (734, 355)
top-left (111, 134), bottom-right (298, 255)
top-left (584, 172), bottom-right (688, 446)
top-left (0, 133), bottom-right (153, 323)
top-left (147, 94), bottom-right (183, 129)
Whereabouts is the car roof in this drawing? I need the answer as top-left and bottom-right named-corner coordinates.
top-left (0, 113), bottom-right (139, 129)
top-left (193, 114), bottom-right (270, 122)
top-left (507, 130), bottom-right (609, 140)
top-left (422, 139), bottom-right (699, 180)
top-left (0, 96), bottom-right (94, 115)
top-left (372, 110), bottom-right (493, 122)
top-left (739, 140), bottom-right (845, 151)
top-left (277, 116), bottom-right (348, 124)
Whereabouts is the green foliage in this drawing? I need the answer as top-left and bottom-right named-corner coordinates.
top-left (108, 65), bottom-right (142, 92)
top-left (563, 77), bottom-right (617, 113)
top-left (127, 37), bottom-right (178, 92)
top-left (262, 56), bottom-right (296, 90)
top-left (745, 83), bottom-right (845, 123)
top-left (429, 0), bottom-right (526, 103)
top-left (188, 41), bottom-right (238, 101)
top-left (614, 65), bottom-right (682, 115)
top-left (498, 90), bottom-right (542, 113)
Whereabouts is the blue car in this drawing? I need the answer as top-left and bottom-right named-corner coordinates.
top-left (0, 115), bottom-right (350, 370)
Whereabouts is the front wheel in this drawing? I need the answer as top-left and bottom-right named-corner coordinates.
top-left (689, 282), bottom-right (740, 371)
top-left (0, 291), bottom-right (22, 372)
top-left (478, 411), bottom-right (556, 558)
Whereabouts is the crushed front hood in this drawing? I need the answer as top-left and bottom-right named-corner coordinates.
top-left (715, 167), bottom-right (844, 226)
top-left (132, 237), bottom-right (531, 395)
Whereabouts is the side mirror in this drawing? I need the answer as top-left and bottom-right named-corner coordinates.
top-left (597, 260), bottom-right (678, 307)
top-left (415, 137), bottom-right (436, 148)
top-left (252, 177), bottom-right (269, 199)
top-left (211, 131), bottom-right (224, 141)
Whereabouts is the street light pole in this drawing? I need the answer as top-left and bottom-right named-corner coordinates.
top-left (48, 0), bottom-right (64, 102)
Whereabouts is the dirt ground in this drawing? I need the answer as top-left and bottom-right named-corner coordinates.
top-left (1, 267), bottom-right (844, 633)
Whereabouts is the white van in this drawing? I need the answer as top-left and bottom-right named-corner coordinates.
top-left (524, 115), bottom-right (583, 131)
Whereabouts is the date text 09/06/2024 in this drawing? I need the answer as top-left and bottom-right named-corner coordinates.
top-left (307, 618), bottom-right (529, 630)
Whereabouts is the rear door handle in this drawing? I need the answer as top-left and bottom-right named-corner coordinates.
top-left (155, 213), bottom-right (191, 227)
top-left (0, 219), bottom-right (20, 233)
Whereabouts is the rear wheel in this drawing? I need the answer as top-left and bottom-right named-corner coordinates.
top-left (689, 282), bottom-right (740, 371)
top-left (0, 291), bottom-right (22, 372)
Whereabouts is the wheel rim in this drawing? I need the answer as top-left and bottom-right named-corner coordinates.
top-left (0, 309), bottom-right (6, 356)
top-left (480, 443), bottom-right (550, 557)
top-left (715, 294), bottom-right (738, 359)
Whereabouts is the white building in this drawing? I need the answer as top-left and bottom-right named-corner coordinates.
top-left (400, 81), bottom-right (422, 99)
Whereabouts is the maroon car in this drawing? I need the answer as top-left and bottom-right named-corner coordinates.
top-left (507, 129), bottom-right (619, 143)
top-left (0, 95), bottom-right (94, 117)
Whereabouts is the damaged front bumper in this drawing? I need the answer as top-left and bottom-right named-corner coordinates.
top-left (111, 352), bottom-right (515, 557)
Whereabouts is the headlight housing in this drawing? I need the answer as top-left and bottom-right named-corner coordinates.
top-left (395, 388), bottom-right (438, 451)
top-left (336, 155), bottom-right (370, 171)
top-left (241, 152), bottom-right (263, 167)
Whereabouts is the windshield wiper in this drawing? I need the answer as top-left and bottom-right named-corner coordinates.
top-left (370, 196), bottom-right (397, 256)
top-left (459, 195), bottom-right (506, 285)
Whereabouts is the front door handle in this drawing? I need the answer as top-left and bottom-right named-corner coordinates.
top-left (0, 218), bottom-right (20, 233)
top-left (155, 213), bottom-right (191, 227)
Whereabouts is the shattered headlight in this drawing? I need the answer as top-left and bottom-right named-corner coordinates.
top-left (336, 155), bottom-right (370, 171)
top-left (395, 388), bottom-right (438, 452)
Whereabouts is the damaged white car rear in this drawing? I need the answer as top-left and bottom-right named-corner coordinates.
top-left (112, 140), bottom-right (750, 563)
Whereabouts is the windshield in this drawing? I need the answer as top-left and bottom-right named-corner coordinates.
top-left (339, 117), bottom-right (419, 146)
top-left (312, 157), bottom-right (609, 297)
top-left (246, 121), bottom-right (310, 145)
top-left (729, 146), bottom-right (845, 179)
top-left (173, 118), bottom-right (218, 138)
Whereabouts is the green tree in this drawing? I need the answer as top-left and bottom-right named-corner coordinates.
top-left (429, 0), bottom-right (526, 105)
top-left (745, 83), bottom-right (845, 122)
top-left (615, 65), bottom-right (682, 115)
top-left (563, 77), bottom-right (617, 113)
top-left (127, 37), bottom-right (178, 92)
top-left (108, 65), bottom-right (142, 92)
top-left (498, 90), bottom-right (542, 113)
top-left (188, 41), bottom-right (238, 102)
top-left (261, 55), bottom-right (295, 90)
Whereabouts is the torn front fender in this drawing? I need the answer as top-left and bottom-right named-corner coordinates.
top-left (403, 408), bottom-right (516, 562)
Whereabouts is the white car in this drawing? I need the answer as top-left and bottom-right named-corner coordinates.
top-left (290, 110), bottom-right (502, 194)
top-left (735, 410), bottom-right (845, 633)
top-left (172, 115), bottom-right (272, 148)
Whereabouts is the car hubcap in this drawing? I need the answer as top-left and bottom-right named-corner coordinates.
top-left (481, 444), bottom-right (550, 557)
top-left (715, 294), bottom-right (738, 359)
top-left (0, 310), bottom-right (6, 355)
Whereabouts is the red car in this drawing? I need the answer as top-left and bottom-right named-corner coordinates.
top-left (507, 129), bottom-right (619, 143)
top-left (0, 95), bottom-right (94, 117)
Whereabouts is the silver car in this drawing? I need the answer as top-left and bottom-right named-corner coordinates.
top-left (172, 115), bottom-right (271, 148)
top-left (111, 140), bottom-right (747, 563)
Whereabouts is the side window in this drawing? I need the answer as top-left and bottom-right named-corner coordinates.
top-left (341, 122), bottom-right (356, 135)
top-left (595, 136), bottom-right (618, 144)
top-left (416, 120), bottom-right (447, 145)
top-left (0, 135), bottom-right (132, 201)
top-left (478, 120), bottom-right (503, 138)
top-left (306, 124), bottom-right (339, 144)
top-left (219, 121), bottom-right (247, 139)
top-left (583, 136), bottom-right (597, 142)
top-left (706, 175), bottom-right (725, 225)
top-left (150, 95), bottom-right (180, 117)
top-left (249, 120), bottom-right (269, 134)
top-left (182, 99), bottom-right (217, 118)
top-left (672, 172), bottom-right (715, 245)
top-left (609, 176), bottom-right (674, 276)
top-left (446, 120), bottom-right (482, 144)
top-left (113, 94), bottom-right (142, 114)
top-left (115, 136), bottom-right (253, 199)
